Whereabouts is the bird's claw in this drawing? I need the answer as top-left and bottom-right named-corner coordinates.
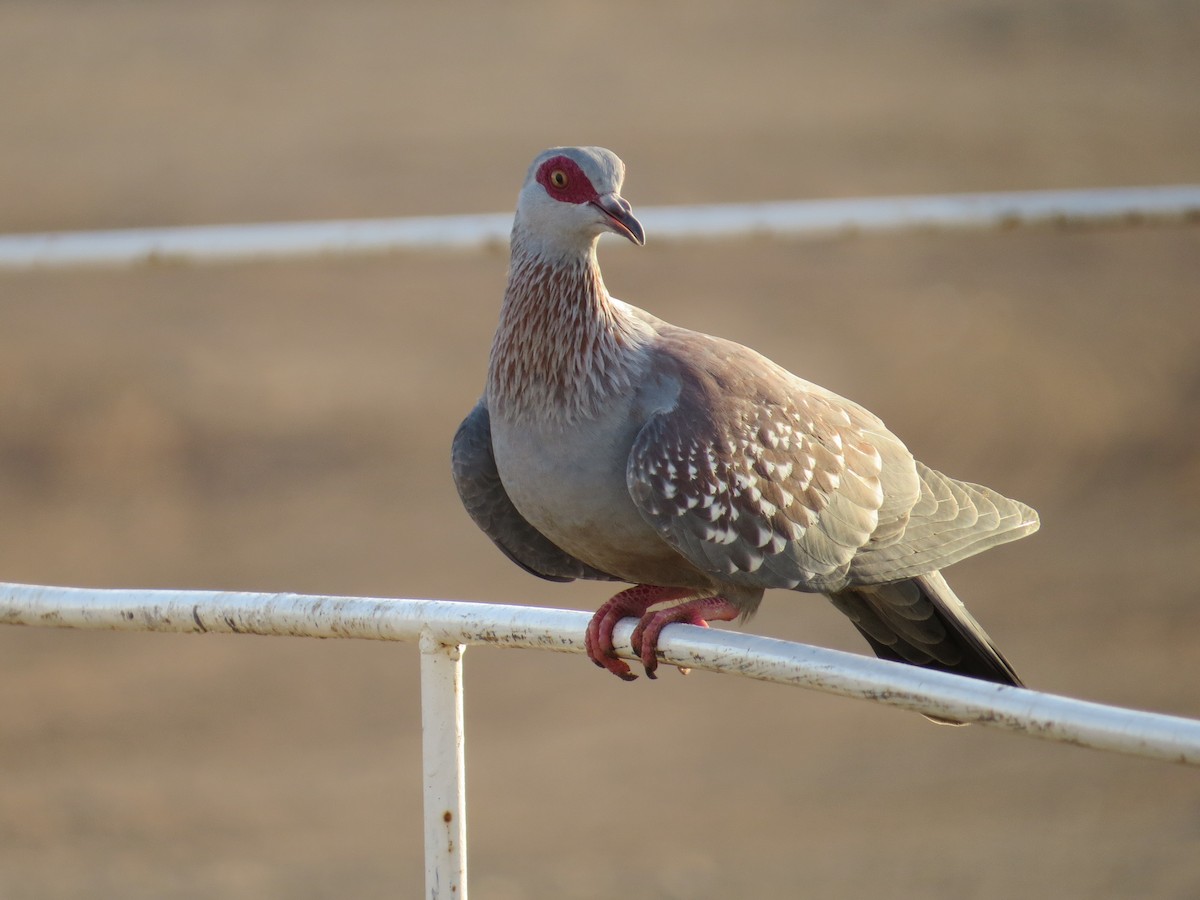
top-left (584, 585), bottom-right (693, 682)
top-left (627, 595), bottom-right (742, 680)
top-left (584, 603), bottom-right (637, 681)
top-left (629, 618), bottom-right (660, 678)
top-left (594, 651), bottom-right (638, 681)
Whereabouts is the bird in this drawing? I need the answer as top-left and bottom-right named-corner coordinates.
top-left (452, 145), bottom-right (1039, 694)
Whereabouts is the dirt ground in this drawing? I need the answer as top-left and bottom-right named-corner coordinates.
top-left (2, 2), bottom-right (1199, 897)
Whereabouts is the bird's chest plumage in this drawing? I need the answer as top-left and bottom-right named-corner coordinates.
top-left (490, 400), bottom-right (651, 565)
top-left (487, 384), bottom-right (707, 587)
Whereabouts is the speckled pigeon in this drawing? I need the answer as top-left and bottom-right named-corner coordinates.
top-left (452, 146), bottom-right (1039, 693)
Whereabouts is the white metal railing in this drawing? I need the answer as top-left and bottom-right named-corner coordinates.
top-left (0, 185), bottom-right (1198, 269)
top-left (3, 582), bottom-right (1199, 899)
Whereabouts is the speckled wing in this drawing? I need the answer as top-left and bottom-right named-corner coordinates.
top-left (452, 400), bottom-right (620, 583)
top-left (626, 333), bottom-right (920, 594)
top-left (627, 331), bottom-right (1039, 594)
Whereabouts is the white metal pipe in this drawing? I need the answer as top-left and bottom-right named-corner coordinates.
top-left (2, 581), bottom-right (1198, 767)
top-left (0, 185), bottom-right (1197, 270)
top-left (420, 634), bottom-right (468, 900)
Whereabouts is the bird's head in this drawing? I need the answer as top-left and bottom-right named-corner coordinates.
top-left (513, 146), bottom-right (645, 258)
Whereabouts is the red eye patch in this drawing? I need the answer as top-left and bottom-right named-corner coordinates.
top-left (535, 156), bottom-right (600, 204)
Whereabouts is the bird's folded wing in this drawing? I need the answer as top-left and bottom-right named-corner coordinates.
top-left (451, 399), bottom-right (620, 583)
top-left (625, 335), bottom-right (916, 593)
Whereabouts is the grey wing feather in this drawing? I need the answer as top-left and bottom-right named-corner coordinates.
top-left (850, 462), bottom-right (1039, 583)
top-left (451, 400), bottom-right (620, 583)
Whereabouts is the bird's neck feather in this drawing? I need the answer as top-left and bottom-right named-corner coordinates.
top-left (488, 232), bottom-right (644, 425)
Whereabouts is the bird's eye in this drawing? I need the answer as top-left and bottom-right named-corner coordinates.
top-left (549, 169), bottom-right (568, 189)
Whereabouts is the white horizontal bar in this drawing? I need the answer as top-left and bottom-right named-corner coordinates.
top-left (643, 185), bottom-right (1200, 241)
top-left (3, 581), bottom-right (1198, 767)
top-left (0, 212), bottom-right (516, 270)
top-left (1, 185), bottom-right (1197, 270)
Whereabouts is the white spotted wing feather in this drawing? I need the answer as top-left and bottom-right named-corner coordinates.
top-left (627, 329), bottom-right (1036, 594)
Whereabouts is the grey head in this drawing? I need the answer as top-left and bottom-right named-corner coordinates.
top-left (513, 146), bottom-right (645, 258)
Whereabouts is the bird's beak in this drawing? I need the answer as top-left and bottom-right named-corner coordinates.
top-left (592, 192), bottom-right (645, 246)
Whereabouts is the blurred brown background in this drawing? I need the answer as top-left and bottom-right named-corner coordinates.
top-left (2, 2), bottom-right (1199, 897)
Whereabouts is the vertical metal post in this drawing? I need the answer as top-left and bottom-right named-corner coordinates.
top-left (420, 634), bottom-right (468, 899)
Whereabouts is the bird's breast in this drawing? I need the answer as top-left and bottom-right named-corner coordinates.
top-left (488, 399), bottom-right (706, 587)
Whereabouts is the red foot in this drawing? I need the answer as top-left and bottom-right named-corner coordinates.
top-left (584, 585), bottom-right (692, 680)
top-left (584, 588), bottom-right (742, 680)
top-left (630, 595), bottom-right (741, 678)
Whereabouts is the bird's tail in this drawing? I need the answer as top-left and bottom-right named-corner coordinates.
top-left (828, 570), bottom-right (1021, 688)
